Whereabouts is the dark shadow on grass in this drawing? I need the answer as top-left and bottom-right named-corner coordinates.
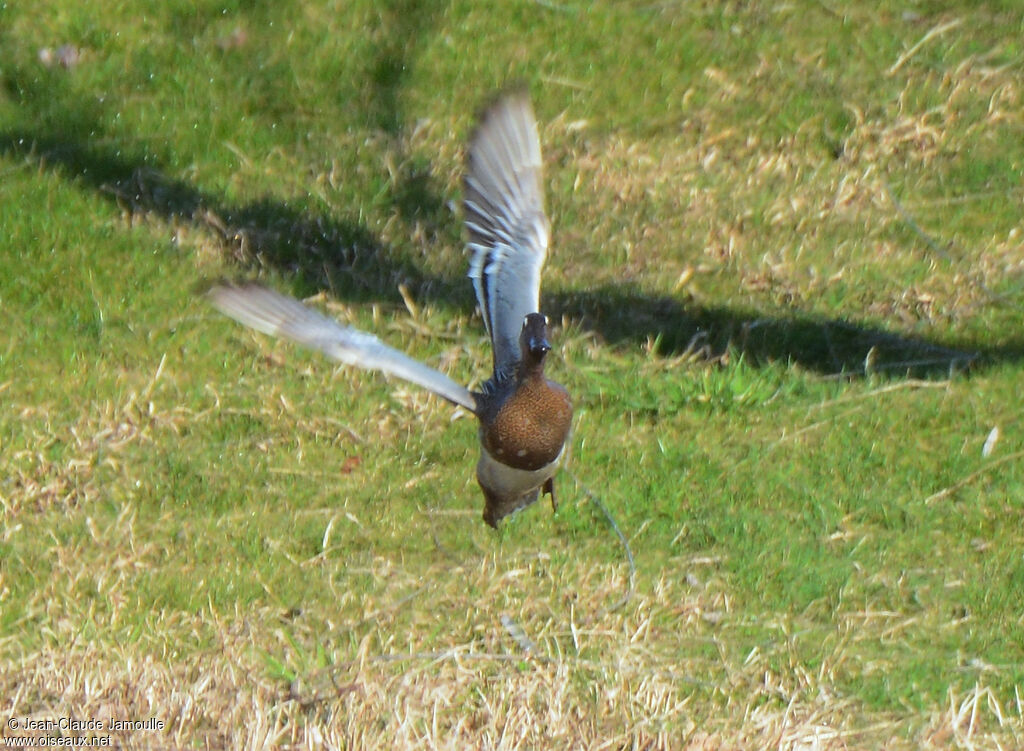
top-left (0, 131), bottom-right (467, 306)
top-left (3, 130), bottom-right (1022, 379)
top-left (549, 286), bottom-right (1024, 378)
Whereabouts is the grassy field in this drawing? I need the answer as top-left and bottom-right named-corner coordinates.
top-left (2, 0), bottom-right (1023, 747)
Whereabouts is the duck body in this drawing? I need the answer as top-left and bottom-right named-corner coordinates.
top-left (473, 314), bottom-right (572, 526)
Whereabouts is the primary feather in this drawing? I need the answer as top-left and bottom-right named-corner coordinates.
top-left (207, 283), bottom-right (477, 412)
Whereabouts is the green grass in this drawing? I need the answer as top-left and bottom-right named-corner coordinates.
top-left (2, 0), bottom-right (1024, 747)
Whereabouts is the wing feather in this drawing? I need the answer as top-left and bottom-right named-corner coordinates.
top-left (464, 91), bottom-right (549, 378)
top-left (208, 283), bottom-right (477, 412)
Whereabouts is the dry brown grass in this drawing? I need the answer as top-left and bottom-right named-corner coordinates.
top-left (556, 50), bottom-right (1022, 332)
top-left (3, 548), bottom-right (1022, 749)
top-left (1, 356), bottom-right (175, 520)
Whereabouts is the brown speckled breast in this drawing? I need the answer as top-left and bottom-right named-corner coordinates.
top-left (481, 376), bottom-right (572, 471)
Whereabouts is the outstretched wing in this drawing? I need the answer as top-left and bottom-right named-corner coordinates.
top-left (208, 283), bottom-right (477, 412)
top-left (464, 90), bottom-right (549, 379)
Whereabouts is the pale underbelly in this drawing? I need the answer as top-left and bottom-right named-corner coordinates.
top-left (475, 445), bottom-right (564, 497)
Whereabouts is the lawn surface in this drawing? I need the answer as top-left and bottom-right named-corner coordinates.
top-left (2, 1), bottom-right (1023, 748)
